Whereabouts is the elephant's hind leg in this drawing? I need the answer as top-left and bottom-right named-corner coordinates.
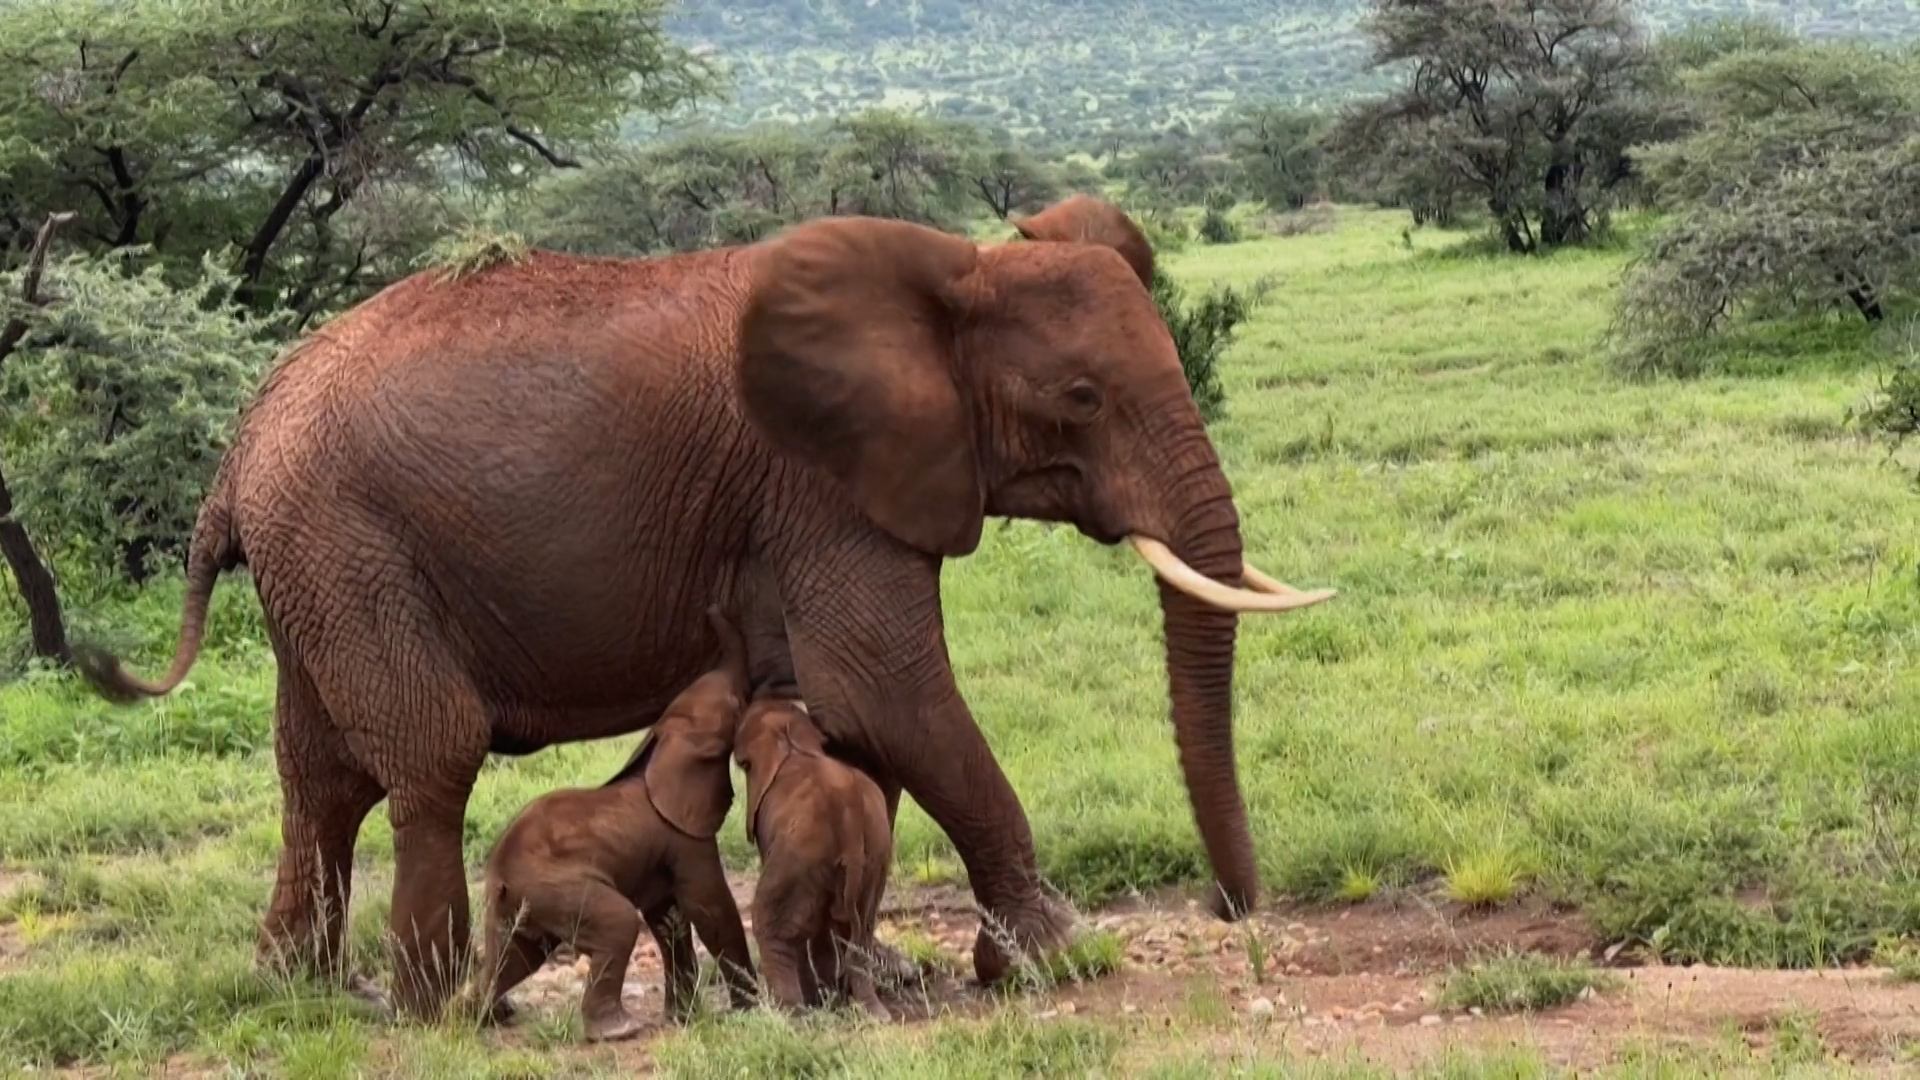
top-left (372, 693), bottom-right (489, 1022)
top-left (259, 640), bottom-right (385, 986)
top-left (304, 606), bottom-right (492, 1021)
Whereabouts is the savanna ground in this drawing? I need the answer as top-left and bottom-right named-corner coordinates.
top-left (3, 208), bottom-right (1920, 1076)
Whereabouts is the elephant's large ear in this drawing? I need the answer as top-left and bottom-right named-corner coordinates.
top-left (1013, 195), bottom-right (1155, 289)
top-left (738, 217), bottom-right (985, 558)
top-left (745, 706), bottom-right (825, 841)
top-left (633, 729), bottom-right (735, 840)
top-left (745, 730), bottom-right (789, 844)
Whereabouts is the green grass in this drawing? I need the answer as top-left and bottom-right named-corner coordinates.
top-left (1438, 951), bottom-right (1619, 1013)
top-left (4, 207), bottom-right (1920, 1072)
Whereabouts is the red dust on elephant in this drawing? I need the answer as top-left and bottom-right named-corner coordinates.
top-left (76, 195), bottom-right (1336, 1019)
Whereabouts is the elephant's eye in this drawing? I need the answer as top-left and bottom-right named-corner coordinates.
top-left (1064, 382), bottom-right (1102, 413)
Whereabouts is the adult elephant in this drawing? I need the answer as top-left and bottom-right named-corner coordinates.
top-left (78, 196), bottom-right (1334, 1018)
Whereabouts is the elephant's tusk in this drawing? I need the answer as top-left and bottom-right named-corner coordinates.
top-left (1240, 563), bottom-right (1320, 599)
top-left (1128, 537), bottom-right (1337, 613)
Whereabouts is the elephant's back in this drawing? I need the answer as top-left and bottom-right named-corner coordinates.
top-left (225, 245), bottom-right (780, 714)
top-left (247, 246), bottom-right (751, 429)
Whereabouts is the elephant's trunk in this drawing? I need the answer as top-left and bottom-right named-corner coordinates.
top-left (1152, 442), bottom-right (1262, 921)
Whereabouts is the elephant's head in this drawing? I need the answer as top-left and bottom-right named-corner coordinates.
top-left (605, 607), bottom-right (750, 839)
top-left (735, 196), bottom-right (1333, 919)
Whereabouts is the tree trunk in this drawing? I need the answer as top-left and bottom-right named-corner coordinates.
top-left (0, 465), bottom-right (70, 663)
top-left (1838, 273), bottom-right (1885, 322)
top-left (1540, 161), bottom-right (1588, 248)
top-left (233, 154), bottom-right (325, 309)
top-left (0, 211), bottom-right (77, 663)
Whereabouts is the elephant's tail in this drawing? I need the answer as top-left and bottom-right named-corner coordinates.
top-left (75, 479), bottom-right (241, 704)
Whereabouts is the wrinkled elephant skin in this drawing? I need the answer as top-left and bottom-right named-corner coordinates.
top-left (76, 196), bottom-right (1331, 1018)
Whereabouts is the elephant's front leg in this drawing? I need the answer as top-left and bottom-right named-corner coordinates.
top-left (779, 548), bottom-right (1074, 985)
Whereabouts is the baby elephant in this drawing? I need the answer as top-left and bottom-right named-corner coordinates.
top-left (736, 691), bottom-right (895, 1020)
top-left (476, 607), bottom-right (757, 1041)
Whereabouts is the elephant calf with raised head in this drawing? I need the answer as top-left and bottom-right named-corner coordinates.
top-left (475, 608), bottom-right (757, 1039)
top-left (736, 689), bottom-right (895, 1021)
top-left (77, 194), bottom-right (1334, 1019)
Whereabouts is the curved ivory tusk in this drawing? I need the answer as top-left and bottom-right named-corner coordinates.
top-left (1240, 563), bottom-right (1317, 599)
top-left (1128, 537), bottom-right (1337, 613)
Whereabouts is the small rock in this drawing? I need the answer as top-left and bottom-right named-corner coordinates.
top-left (1248, 997), bottom-right (1275, 1018)
top-left (1037, 1009), bottom-right (1058, 1020)
top-left (1419, 1014), bottom-right (1443, 1027)
top-left (1577, 987), bottom-right (1594, 1002)
top-left (573, 957), bottom-right (592, 977)
top-left (1468, 1007), bottom-right (1484, 1018)
top-left (1122, 1003), bottom-right (1137, 1015)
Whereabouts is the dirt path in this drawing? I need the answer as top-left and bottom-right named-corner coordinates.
top-left (494, 877), bottom-right (1920, 1073)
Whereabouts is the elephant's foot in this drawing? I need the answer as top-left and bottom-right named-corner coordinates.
top-left (585, 1007), bottom-right (646, 1042)
top-left (971, 895), bottom-right (1077, 986)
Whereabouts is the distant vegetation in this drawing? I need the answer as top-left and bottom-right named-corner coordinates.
top-left (667, 1), bottom-right (1920, 144)
top-left (9, 0), bottom-right (1920, 663)
top-left (9, 1), bottom-right (1920, 1073)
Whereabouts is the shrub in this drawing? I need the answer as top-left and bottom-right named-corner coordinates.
top-left (1150, 268), bottom-right (1249, 425)
top-left (0, 251), bottom-right (283, 583)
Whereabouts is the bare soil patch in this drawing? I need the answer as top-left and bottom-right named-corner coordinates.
top-left (490, 877), bottom-right (1920, 1072)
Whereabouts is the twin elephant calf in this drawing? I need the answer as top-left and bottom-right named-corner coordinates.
top-left (476, 607), bottom-right (896, 1040)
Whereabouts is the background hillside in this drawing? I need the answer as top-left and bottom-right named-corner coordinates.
top-left (669, 0), bottom-right (1920, 140)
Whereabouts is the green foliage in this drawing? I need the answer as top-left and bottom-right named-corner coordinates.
top-left (1222, 105), bottom-right (1329, 210)
top-left (0, 251), bottom-right (280, 581)
top-left (0, 0), bottom-right (714, 322)
top-left (1438, 952), bottom-right (1618, 1013)
top-left (1616, 40), bottom-right (1920, 375)
top-left (1197, 209), bottom-right (1238, 245)
top-left (653, 1008), bottom-right (1119, 1079)
top-left (963, 145), bottom-right (1064, 221)
top-left (660, 2), bottom-right (1899, 144)
top-left (6, 211), bottom-right (1920, 1071)
top-left (510, 109), bottom-right (981, 254)
top-left (1873, 938), bottom-right (1920, 981)
top-left (1333, 0), bottom-right (1679, 252)
top-left (1150, 267), bottom-right (1253, 424)
top-left (1653, 14), bottom-right (1801, 73)
top-left (1106, 130), bottom-right (1234, 223)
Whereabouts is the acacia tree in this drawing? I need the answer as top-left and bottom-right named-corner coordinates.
top-left (824, 109), bottom-right (975, 227)
top-left (0, 0), bottom-right (714, 323)
top-left (962, 144), bottom-right (1061, 221)
top-left (1332, 0), bottom-right (1675, 252)
top-left (1105, 128), bottom-right (1232, 217)
top-left (1614, 40), bottom-right (1920, 374)
top-left (1222, 105), bottom-right (1327, 210)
